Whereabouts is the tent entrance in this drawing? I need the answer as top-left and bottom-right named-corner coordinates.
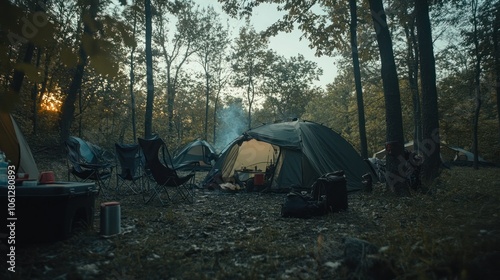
top-left (221, 139), bottom-right (280, 185)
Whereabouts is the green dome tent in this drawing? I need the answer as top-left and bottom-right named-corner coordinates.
top-left (206, 120), bottom-right (371, 192)
top-left (172, 139), bottom-right (218, 171)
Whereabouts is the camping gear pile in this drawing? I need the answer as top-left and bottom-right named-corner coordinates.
top-left (1, 112), bottom-right (98, 243)
top-left (281, 171), bottom-right (348, 218)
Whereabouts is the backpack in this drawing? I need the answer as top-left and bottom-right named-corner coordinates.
top-left (280, 192), bottom-right (327, 218)
top-left (311, 171), bottom-right (348, 213)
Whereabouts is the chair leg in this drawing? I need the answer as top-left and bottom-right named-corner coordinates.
top-left (144, 184), bottom-right (169, 206)
top-left (116, 178), bottom-right (142, 196)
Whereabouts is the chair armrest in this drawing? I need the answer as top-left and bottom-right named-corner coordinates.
top-left (172, 161), bottom-right (199, 171)
top-left (80, 162), bottom-right (114, 169)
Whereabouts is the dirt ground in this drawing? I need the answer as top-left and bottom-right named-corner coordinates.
top-left (1, 156), bottom-right (500, 279)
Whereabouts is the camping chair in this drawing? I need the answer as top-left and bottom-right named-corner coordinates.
top-left (138, 137), bottom-right (195, 206)
top-left (115, 143), bottom-right (145, 196)
top-left (65, 136), bottom-right (114, 197)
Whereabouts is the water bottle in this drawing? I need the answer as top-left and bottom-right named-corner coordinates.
top-left (0, 151), bottom-right (8, 185)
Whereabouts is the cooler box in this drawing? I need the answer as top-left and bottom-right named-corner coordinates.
top-left (0, 182), bottom-right (97, 243)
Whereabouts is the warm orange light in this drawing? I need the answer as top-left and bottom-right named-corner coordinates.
top-left (41, 93), bottom-right (62, 112)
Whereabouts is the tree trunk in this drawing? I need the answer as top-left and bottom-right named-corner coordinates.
top-left (493, 2), bottom-right (500, 146)
top-left (213, 89), bottom-right (220, 144)
top-left (144, 0), bottom-right (154, 139)
top-left (59, 0), bottom-right (98, 143)
top-left (31, 47), bottom-right (42, 135)
top-left (78, 87), bottom-right (83, 138)
top-left (247, 78), bottom-right (254, 129)
top-left (471, 0), bottom-right (482, 170)
top-left (60, 49), bottom-right (87, 142)
top-left (204, 72), bottom-right (210, 140)
top-left (167, 71), bottom-right (175, 139)
top-left (349, 0), bottom-right (368, 159)
top-left (2, 43), bottom-right (35, 112)
top-left (404, 20), bottom-right (422, 153)
top-left (130, 6), bottom-right (138, 143)
top-left (411, 25), bottom-right (422, 152)
top-left (368, 0), bottom-right (408, 196)
top-left (415, 0), bottom-right (441, 183)
top-left (11, 44), bottom-right (35, 95)
top-left (37, 50), bottom-right (51, 107)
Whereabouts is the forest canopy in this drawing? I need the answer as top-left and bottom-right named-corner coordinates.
top-left (0, 0), bottom-right (498, 165)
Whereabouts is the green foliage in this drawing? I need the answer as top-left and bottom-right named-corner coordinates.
top-left (261, 53), bottom-right (323, 121)
top-left (230, 20), bottom-right (271, 127)
top-left (1, 0), bottom-right (499, 166)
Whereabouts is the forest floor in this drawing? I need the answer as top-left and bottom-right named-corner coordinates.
top-left (1, 149), bottom-right (500, 280)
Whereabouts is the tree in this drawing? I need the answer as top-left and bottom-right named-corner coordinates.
top-left (128, 1), bottom-right (140, 143)
top-left (262, 53), bottom-right (322, 121)
top-left (195, 6), bottom-right (230, 140)
top-left (415, 0), bottom-right (441, 182)
top-left (494, 1), bottom-right (500, 145)
top-left (368, 0), bottom-right (408, 196)
top-left (492, 2), bottom-right (500, 144)
top-left (154, 0), bottom-right (201, 139)
top-left (303, 68), bottom-right (354, 134)
top-left (144, 0), bottom-right (154, 139)
top-left (211, 43), bottom-right (231, 145)
top-left (59, 0), bottom-right (100, 142)
top-left (471, 0), bottom-right (482, 170)
top-left (396, 0), bottom-right (422, 152)
top-left (221, 0), bottom-right (372, 158)
top-left (231, 21), bottom-right (270, 129)
top-left (349, 0), bottom-right (368, 158)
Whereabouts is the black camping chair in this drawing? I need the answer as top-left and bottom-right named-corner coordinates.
top-left (65, 136), bottom-right (114, 197)
top-left (115, 143), bottom-right (145, 195)
top-left (138, 137), bottom-right (195, 206)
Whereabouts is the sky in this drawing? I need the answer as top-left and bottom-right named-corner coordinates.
top-left (202, 0), bottom-right (338, 89)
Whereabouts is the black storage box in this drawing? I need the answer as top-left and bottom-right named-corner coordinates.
top-left (312, 171), bottom-right (348, 213)
top-left (1, 182), bottom-right (97, 243)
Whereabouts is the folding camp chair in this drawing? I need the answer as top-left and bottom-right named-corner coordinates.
top-left (138, 137), bottom-right (195, 206)
top-left (115, 143), bottom-right (145, 195)
top-left (66, 136), bottom-right (114, 197)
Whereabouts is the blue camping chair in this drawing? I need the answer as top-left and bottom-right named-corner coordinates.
top-left (65, 136), bottom-right (114, 197)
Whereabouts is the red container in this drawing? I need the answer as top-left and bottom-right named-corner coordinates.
top-left (253, 173), bottom-right (265, 186)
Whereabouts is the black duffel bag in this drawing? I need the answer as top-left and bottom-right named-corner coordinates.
top-left (280, 192), bottom-right (327, 218)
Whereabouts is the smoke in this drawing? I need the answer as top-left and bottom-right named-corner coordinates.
top-left (215, 102), bottom-right (247, 152)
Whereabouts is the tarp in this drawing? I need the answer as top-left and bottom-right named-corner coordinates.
top-left (0, 112), bottom-right (39, 179)
top-left (372, 141), bottom-right (416, 159)
top-left (373, 140), bottom-right (493, 166)
top-left (207, 120), bottom-right (371, 192)
top-left (172, 139), bottom-right (218, 170)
